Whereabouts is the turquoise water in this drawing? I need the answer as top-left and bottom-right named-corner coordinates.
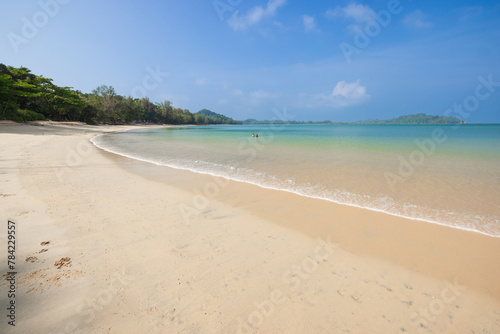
top-left (92, 124), bottom-right (500, 237)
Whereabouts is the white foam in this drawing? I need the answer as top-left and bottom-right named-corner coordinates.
top-left (90, 133), bottom-right (500, 238)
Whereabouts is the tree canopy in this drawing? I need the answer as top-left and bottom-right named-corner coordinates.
top-left (0, 64), bottom-right (238, 125)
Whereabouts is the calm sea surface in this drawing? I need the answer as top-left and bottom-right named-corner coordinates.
top-left (92, 124), bottom-right (500, 237)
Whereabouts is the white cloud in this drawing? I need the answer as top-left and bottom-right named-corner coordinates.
top-left (299, 80), bottom-right (370, 108)
top-left (302, 15), bottom-right (318, 33)
top-left (326, 3), bottom-right (376, 23)
top-left (332, 80), bottom-right (367, 99)
top-left (232, 89), bottom-right (243, 96)
top-left (228, 0), bottom-right (287, 31)
top-left (343, 3), bottom-right (377, 23)
top-left (403, 10), bottom-right (433, 29)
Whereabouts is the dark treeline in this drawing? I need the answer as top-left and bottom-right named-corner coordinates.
top-left (0, 64), bottom-right (237, 125)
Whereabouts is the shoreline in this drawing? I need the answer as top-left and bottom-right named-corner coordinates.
top-left (1, 122), bottom-right (499, 333)
top-left (109, 145), bottom-right (500, 299)
top-left (91, 128), bottom-right (498, 239)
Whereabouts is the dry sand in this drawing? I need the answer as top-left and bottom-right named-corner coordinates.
top-left (1, 121), bottom-right (499, 333)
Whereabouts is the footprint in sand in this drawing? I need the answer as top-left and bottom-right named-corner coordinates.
top-left (351, 295), bottom-right (362, 303)
top-left (54, 257), bottom-right (72, 269)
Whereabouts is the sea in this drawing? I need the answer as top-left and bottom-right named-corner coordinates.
top-left (91, 124), bottom-right (500, 237)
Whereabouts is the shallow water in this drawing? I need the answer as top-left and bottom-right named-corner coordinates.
top-left (92, 124), bottom-right (500, 237)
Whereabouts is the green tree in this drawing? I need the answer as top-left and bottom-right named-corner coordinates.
top-left (1, 63), bottom-right (237, 124)
top-left (138, 97), bottom-right (157, 123)
top-left (89, 85), bottom-right (121, 122)
top-left (157, 100), bottom-right (173, 123)
top-left (118, 96), bottom-right (142, 123)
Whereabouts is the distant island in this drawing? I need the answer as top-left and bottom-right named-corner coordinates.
top-left (350, 113), bottom-right (465, 124)
top-left (241, 113), bottom-right (465, 125)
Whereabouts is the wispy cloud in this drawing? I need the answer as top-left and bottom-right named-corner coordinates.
top-left (457, 6), bottom-right (483, 22)
top-left (195, 78), bottom-right (209, 86)
top-left (250, 90), bottom-right (278, 99)
top-left (244, 89), bottom-right (280, 106)
top-left (403, 10), bottom-right (433, 29)
top-left (228, 0), bottom-right (287, 31)
top-left (326, 3), bottom-right (376, 23)
top-left (302, 15), bottom-right (319, 33)
top-left (299, 80), bottom-right (370, 108)
top-left (326, 3), bottom-right (376, 34)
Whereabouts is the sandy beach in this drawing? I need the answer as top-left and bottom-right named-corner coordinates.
top-left (1, 121), bottom-right (499, 334)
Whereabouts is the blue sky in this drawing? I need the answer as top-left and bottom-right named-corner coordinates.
top-left (1, 0), bottom-right (500, 122)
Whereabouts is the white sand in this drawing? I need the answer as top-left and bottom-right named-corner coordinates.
top-left (1, 122), bottom-right (499, 333)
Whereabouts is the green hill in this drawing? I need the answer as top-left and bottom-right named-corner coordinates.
top-left (194, 109), bottom-right (238, 124)
top-left (240, 113), bottom-right (465, 125)
top-left (352, 113), bottom-right (464, 124)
